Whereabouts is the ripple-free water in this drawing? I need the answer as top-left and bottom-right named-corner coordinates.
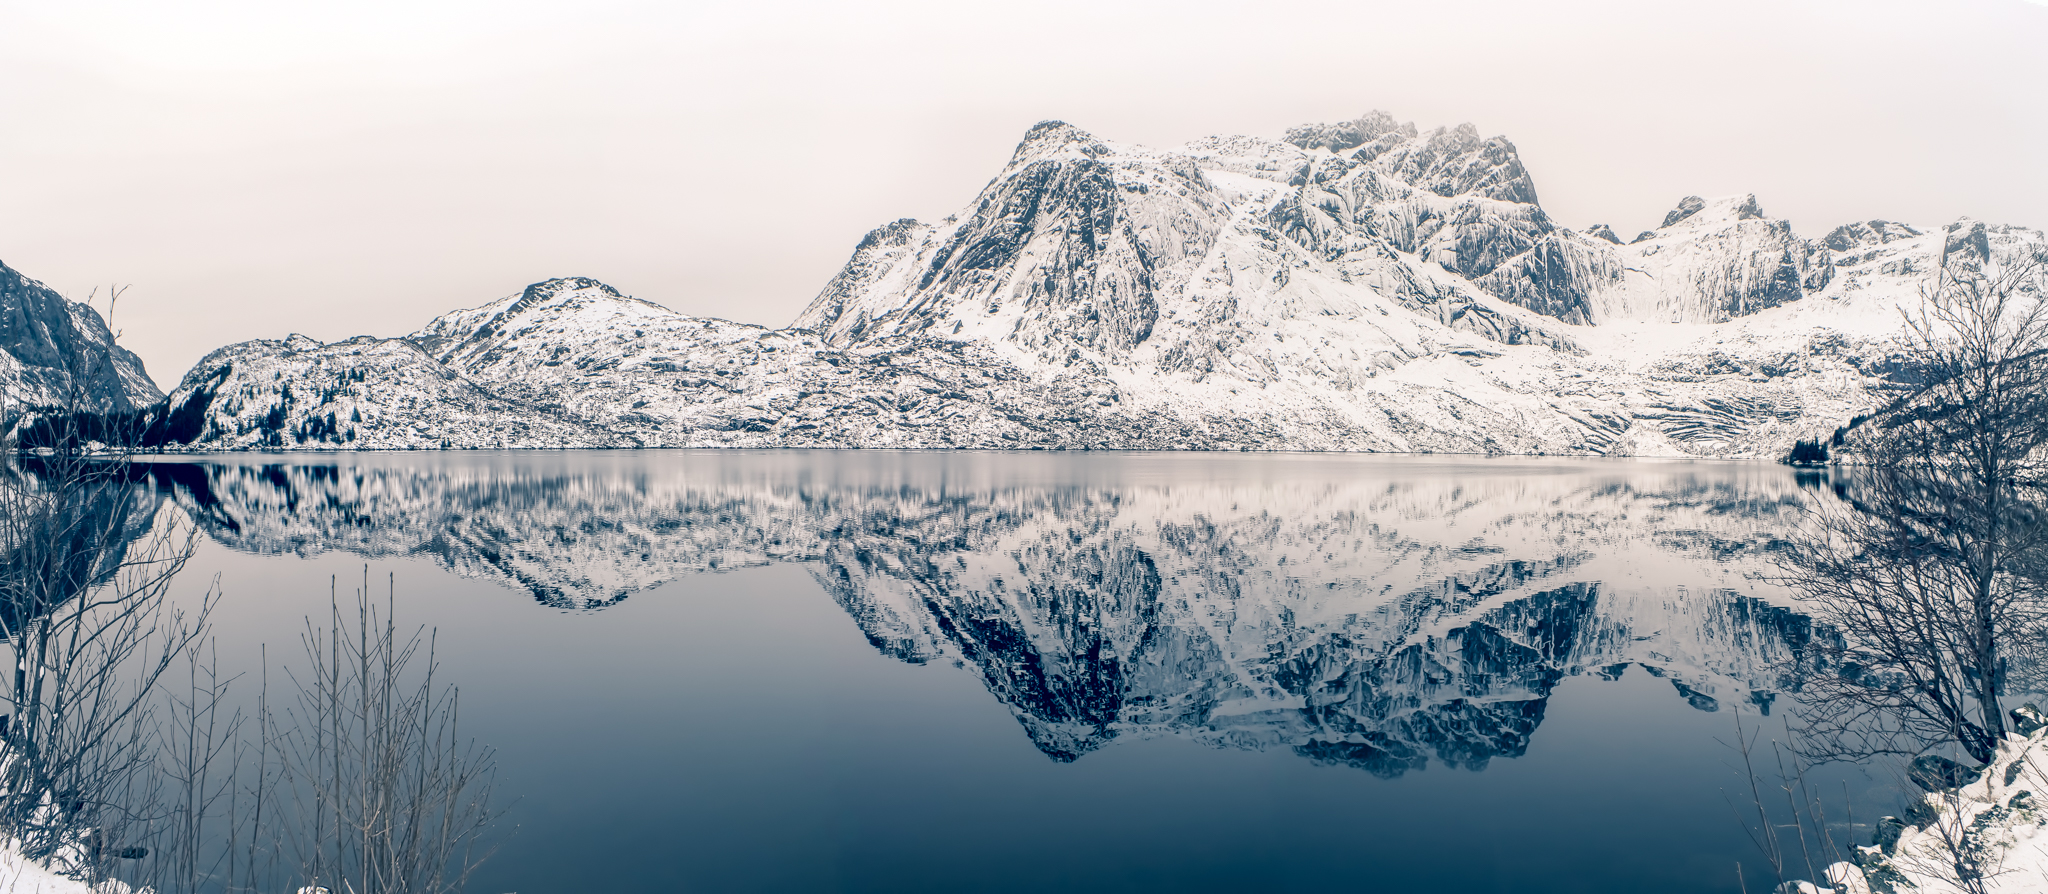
top-left (137, 451), bottom-right (1893, 893)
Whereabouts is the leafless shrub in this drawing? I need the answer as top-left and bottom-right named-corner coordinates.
top-left (1747, 239), bottom-right (2048, 894)
top-left (269, 572), bottom-right (500, 894)
top-left (0, 395), bottom-right (215, 880)
top-left (1723, 712), bottom-right (1856, 892)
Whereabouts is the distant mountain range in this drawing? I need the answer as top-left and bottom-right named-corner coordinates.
top-left (10, 111), bottom-right (2044, 455)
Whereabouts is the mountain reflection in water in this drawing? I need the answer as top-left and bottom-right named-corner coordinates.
top-left (130, 452), bottom-right (1822, 778)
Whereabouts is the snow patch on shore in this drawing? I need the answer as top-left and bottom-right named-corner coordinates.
top-left (1804, 714), bottom-right (2048, 893)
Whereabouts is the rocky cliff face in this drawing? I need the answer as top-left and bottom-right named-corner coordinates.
top-left (0, 260), bottom-right (160, 414)
top-left (1597, 194), bottom-right (1832, 323)
top-left (103, 112), bottom-right (2048, 457)
top-left (795, 117), bottom-right (1585, 362)
top-left (131, 453), bottom-right (1826, 771)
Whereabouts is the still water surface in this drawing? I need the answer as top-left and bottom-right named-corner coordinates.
top-left (133, 451), bottom-right (1892, 893)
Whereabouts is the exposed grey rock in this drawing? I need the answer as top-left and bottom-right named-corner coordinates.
top-left (1943, 219), bottom-right (1993, 264)
top-left (1873, 816), bottom-right (1906, 854)
top-left (1473, 232), bottom-right (1625, 325)
top-left (1282, 110), bottom-right (1410, 152)
top-left (1823, 220), bottom-right (1922, 252)
top-left (1584, 224), bottom-right (1623, 244)
top-left (1364, 122), bottom-right (1542, 206)
top-left (2011, 703), bottom-right (2048, 736)
top-left (1662, 195), bottom-right (1708, 228)
top-left (1908, 754), bottom-right (1983, 792)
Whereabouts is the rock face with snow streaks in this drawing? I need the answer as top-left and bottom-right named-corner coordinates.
top-left (0, 260), bottom-right (160, 413)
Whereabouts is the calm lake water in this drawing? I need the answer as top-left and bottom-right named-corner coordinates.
top-left (127, 451), bottom-right (1895, 893)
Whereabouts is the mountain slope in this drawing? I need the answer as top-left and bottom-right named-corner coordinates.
top-left (110, 112), bottom-right (2048, 456)
top-left (402, 277), bottom-right (1235, 448)
top-left (146, 334), bottom-right (630, 450)
top-left (0, 260), bottom-right (160, 414)
top-left (786, 114), bottom-right (2031, 456)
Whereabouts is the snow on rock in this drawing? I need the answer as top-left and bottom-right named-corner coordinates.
top-left (153, 333), bottom-right (629, 450)
top-left (110, 113), bottom-right (2048, 457)
top-left (0, 260), bottom-right (160, 414)
top-left (405, 277), bottom-right (1120, 449)
top-left (1594, 194), bottom-right (1830, 324)
top-left (1806, 712), bottom-right (2048, 894)
top-left (0, 841), bottom-right (96, 893)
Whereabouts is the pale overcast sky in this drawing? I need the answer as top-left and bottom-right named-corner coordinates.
top-left (3, 0), bottom-right (2045, 386)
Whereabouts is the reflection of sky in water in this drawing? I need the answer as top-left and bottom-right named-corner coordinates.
top-left (141, 452), bottom-right (1888, 893)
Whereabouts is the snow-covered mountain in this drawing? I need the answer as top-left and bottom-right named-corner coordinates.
top-left (402, 276), bottom-right (1156, 448)
top-left (115, 113), bottom-right (2048, 456)
top-left (0, 260), bottom-right (160, 414)
top-left (146, 333), bottom-right (630, 450)
top-left (131, 453), bottom-right (1826, 772)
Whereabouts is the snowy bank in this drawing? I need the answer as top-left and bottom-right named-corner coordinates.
top-left (1794, 706), bottom-right (2048, 893)
top-left (0, 840), bottom-right (95, 893)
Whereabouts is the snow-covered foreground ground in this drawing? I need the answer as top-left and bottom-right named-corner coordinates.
top-left (1788, 716), bottom-right (2048, 894)
top-left (0, 845), bottom-right (94, 894)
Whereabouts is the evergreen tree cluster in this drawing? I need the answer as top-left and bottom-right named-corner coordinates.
top-left (1785, 439), bottom-right (1829, 466)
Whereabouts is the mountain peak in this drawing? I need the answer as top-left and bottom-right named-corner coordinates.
top-left (1942, 219), bottom-right (1992, 265)
top-left (1282, 110), bottom-right (1414, 152)
top-left (1822, 219), bottom-right (1922, 252)
top-left (1661, 196), bottom-right (1707, 228)
top-left (495, 276), bottom-right (664, 322)
top-left (408, 276), bottom-right (670, 365)
top-left (0, 259), bottom-right (160, 412)
top-left (1659, 194), bottom-right (1767, 230)
top-left (1012, 120), bottom-right (1106, 162)
top-left (520, 276), bottom-right (623, 305)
